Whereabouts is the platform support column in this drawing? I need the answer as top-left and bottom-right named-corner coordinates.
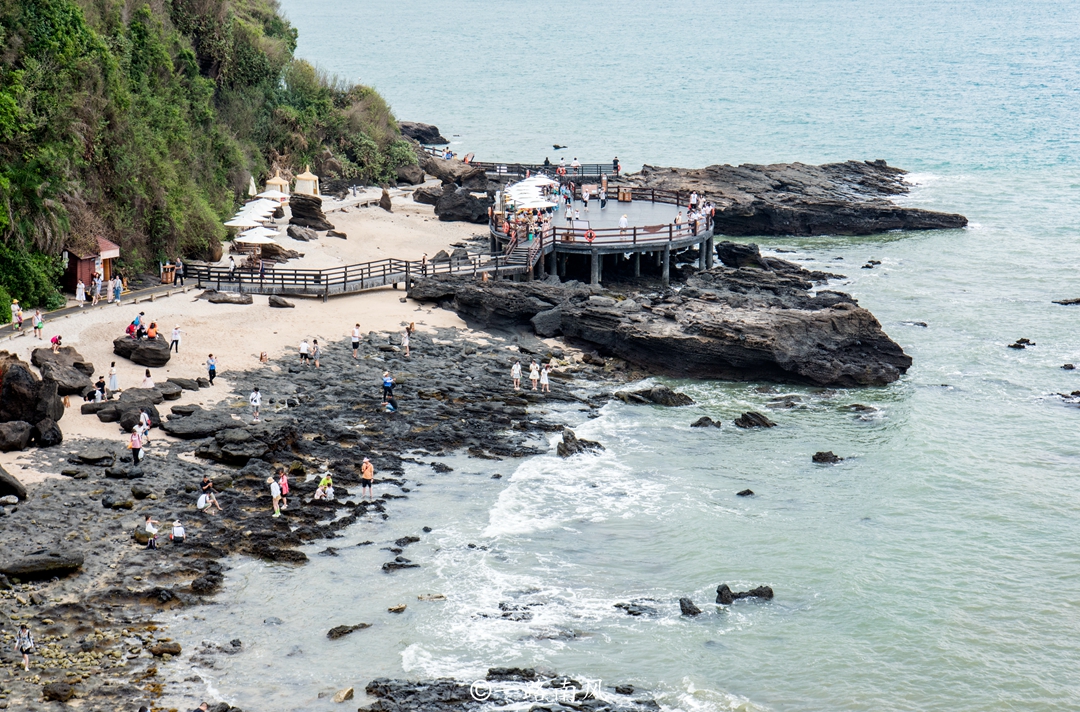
top-left (662, 245), bottom-right (670, 286)
top-left (699, 239), bottom-right (707, 269)
top-left (591, 249), bottom-right (600, 286)
top-left (705, 237), bottom-right (714, 269)
top-left (634, 252), bottom-right (641, 277)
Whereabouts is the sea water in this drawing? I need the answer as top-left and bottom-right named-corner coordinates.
top-left (169, 1), bottom-right (1080, 709)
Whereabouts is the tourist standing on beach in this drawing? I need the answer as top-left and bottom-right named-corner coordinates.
top-left (108, 362), bottom-right (119, 394)
top-left (170, 325), bottom-right (182, 353)
top-left (250, 386), bottom-right (261, 422)
top-left (92, 273), bottom-right (102, 305)
top-left (540, 364), bottom-right (551, 393)
top-left (312, 339), bottom-right (321, 368)
top-left (129, 426), bottom-right (143, 464)
top-left (75, 279), bottom-right (85, 307)
top-left (401, 328), bottom-right (410, 357)
top-left (142, 369), bottom-right (154, 388)
top-left (32, 310), bottom-right (43, 340)
top-left (206, 354), bottom-right (217, 385)
top-left (361, 457), bottom-right (374, 500)
top-left (529, 360), bottom-right (540, 391)
top-left (352, 323), bottom-right (361, 359)
top-left (511, 360), bottom-right (522, 390)
top-left (113, 278), bottom-right (122, 305)
top-left (299, 339), bottom-right (310, 365)
top-left (13, 624), bottom-right (34, 671)
top-left (268, 476), bottom-right (281, 517)
top-left (382, 371), bottom-right (395, 399)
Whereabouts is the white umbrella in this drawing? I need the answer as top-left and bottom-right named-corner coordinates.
top-left (236, 208), bottom-right (274, 218)
top-left (237, 226), bottom-right (278, 239)
top-left (520, 176), bottom-right (559, 187)
top-left (256, 189), bottom-right (290, 200)
top-left (517, 200), bottom-right (558, 210)
top-left (243, 199), bottom-right (278, 211)
top-left (235, 233), bottom-right (278, 244)
top-left (224, 217), bottom-right (262, 228)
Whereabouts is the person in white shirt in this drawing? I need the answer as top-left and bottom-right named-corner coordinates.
top-left (138, 409), bottom-right (152, 443)
top-left (511, 361), bottom-right (522, 390)
top-left (299, 339), bottom-right (310, 365)
top-left (619, 214), bottom-right (629, 234)
top-left (249, 387), bottom-right (261, 422)
top-left (170, 326), bottom-right (182, 353)
top-left (352, 324), bottom-right (361, 359)
top-left (170, 520), bottom-right (185, 544)
top-left (268, 476), bottom-right (281, 517)
top-left (144, 516), bottom-right (159, 550)
top-left (571, 157), bottom-right (581, 174)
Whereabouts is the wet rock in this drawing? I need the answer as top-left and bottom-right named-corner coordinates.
top-left (269, 295), bottom-right (295, 308)
top-left (333, 686), bottom-right (355, 703)
top-left (1063, 364), bottom-right (1076, 370)
top-left (42, 681), bottom-right (75, 702)
top-left (327, 623), bottom-right (371, 640)
top-left (149, 641), bottom-right (182, 656)
top-left (615, 385), bottom-right (694, 406)
top-left (734, 412), bottom-right (777, 428)
top-left (382, 561), bottom-right (420, 572)
top-left (388, 604), bottom-right (407, 613)
top-left (0, 421), bottom-right (32, 451)
top-left (715, 583), bottom-right (775, 605)
top-left (191, 573), bottom-right (224, 594)
top-left (556, 428), bottom-right (604, 458)
top-left (112, 335), bottom-right (172, 367)
top-left (1052, 298), bottom-right (1080, 305)
top-left (0, 550), bottom-right (84, 580)
top-left (812, 451), bottom-right (843, 463)
top-left (0, 465), bottom-right (27, 500)
top-left (679, 597), bottom-right (702, 616)
top-left (737, 489), bottom-right (755, 497)
top-left (486, 667), bottom-right (539, 681)
top-left (289, 192), bottom-right (335, 231)
top-left (615, 601), bottom-right (658, 617)
top-left (691, 416), bottom-right (722, 428)
top-left (394, 535), bottom-right (421, 548)
top-left (131, 483), bottom-right (152, 500)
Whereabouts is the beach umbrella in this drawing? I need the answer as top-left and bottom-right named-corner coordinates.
top-left (235, 233), bottom-right (278, 244)
top-left (256, 189), bottom-right (290, 200)
top-left (224, 216), bottom-right (263, 228)
top-left (517, 200), bottom-right (558, 210)
top-left (242, 199), bottom-right (278, 211)
top-left (237, 226), bottom-right (278, 240)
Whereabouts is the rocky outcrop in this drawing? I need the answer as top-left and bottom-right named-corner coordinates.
top-left (31, 347), bottom-right (94, 395)
top-left (812, 450), bottom-right (843, 463)
top-left (623, 160), bottom-right (967, 236)
top-left (715, 584), bottom-right (774, 604)
top-left (327, 622), bottom-right (371, 640)
top-left (0, 421), bottom-right (33, 451)
top-left (206, 291), bottom-right (254, 305)
top-left (435, 187), bottom-right (492, 223)
top-left (556, 428), bottom-right (604, 458)
top-left (399, 122), bottom-right (448, 145)
top-left (679, 597), bottom-right (702, 616)
top-left (268, 295), bottom-right (295, 308)
top-left (734, 412), bottom-right (776, 428)
top-left (112, 336), bottom-right (171, 367)
top-left (32, 418), bottom-right (63, 447)
top-left (0, 464), bottom-right (27, 500)
top-left (286, 225), bottom-right (317, 242)
top-left (410, 245), bottom-right (911, 386)
top-left (288, 192), bottom-right (335, 231)
top-left (0, 359), bottom-right (64, 425)
top-left (0, 550), bottom-right (84, 581)
top-left (413, 184), bottom-right (444, 206)
top-left (614, 385), bottom-right (694, 406)
top-left (417, 152), bottom-right (485, 187)
top-left (396, 163), bottom-right (424, 185)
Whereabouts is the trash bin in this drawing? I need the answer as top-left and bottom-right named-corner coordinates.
top-left (618, 188), bottom-right (633, 202)
top-left (161, 265), bottom-right (176, 284)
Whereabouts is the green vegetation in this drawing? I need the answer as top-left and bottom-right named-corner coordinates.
top-left (0, 0), bottom-right (416, 308)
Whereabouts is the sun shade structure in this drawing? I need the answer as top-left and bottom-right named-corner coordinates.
top-left (223, 217), bottom-right (263, 228)
top-left (294, 165), bottom-right (320, 196)
top-left (264, 171), bottom-right (290, 195)
top-left (257, 189), bottom-right (289, 200)
top-left (235, 227), bottom-right (278, 242)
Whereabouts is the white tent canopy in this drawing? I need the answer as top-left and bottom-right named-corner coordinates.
top-left (242, 199), bottom-right (278, 211)
top-left (256, 189), bottom-right (289, 200)
top-left (236, 227), bottom-right (278, 243)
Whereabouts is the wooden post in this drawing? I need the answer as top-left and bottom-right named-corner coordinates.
top-left (590, 249), bottom-right (599, 286)
top-left (405, 262), bottom-right (411, 294)
top-left (662, 244), bottom-right (670, 286)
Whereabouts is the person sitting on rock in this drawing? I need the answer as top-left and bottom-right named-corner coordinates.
top-left (199, 476), bottom-right (223, 513)
top-left (94, 376), bottom-right (107, 402)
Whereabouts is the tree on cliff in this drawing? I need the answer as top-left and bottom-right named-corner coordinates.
top-left (0, 0), bottom-right (416, 314)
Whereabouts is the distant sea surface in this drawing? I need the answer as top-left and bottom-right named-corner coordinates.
top-left (177, 2), bottom-right (1080, 710)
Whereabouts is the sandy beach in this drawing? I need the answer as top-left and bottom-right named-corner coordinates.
top-left (0, 198), bottom-right (474, 484)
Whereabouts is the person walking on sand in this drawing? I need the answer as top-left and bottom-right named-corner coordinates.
top-left (144, 515), bottom-right (158, 549)
top-left (277, 466), bottom-right (289, 510)
top-left (361, 457), bottom-right (374, 500)
top-left (170, 325), bottom-right (182, 353)
top-left (75, 278), bottom-right (86, 307)
top-left (175, 258), bottom-right (185, 287)
top-left (250, 386), bottom-right (261, 422)
top-left (352, 323), bottom-right (361, 359)
top-left (10, 299), bottom-right (21, 331)
top-left (113, 278), bottom-right (123, 305)
top-left (382, 371), bottom-right (395, 400)
top-left (529, 360), bottom-right (540, 391)
top-left (138, 408), bottom-right (152, 443)
top-left (401, 328), bottom-right (410, 357)
top-left (92, 273), bottom-right (102, 306)
top-left (108, 361), bottom-right (119, 395)
top-left (312, 339), bottom-right (321, 368)
top-left (14, 624), bottom-right (34, 671)
top-left (206, 354), bottom-right (217, 385)
top-left (142, 369), bottom-right (154, 388)
top-left (540, 363), bottom-right (551, 393)
top-left (511, 360), bottom-right (522, 390)
top-left (268, 476), bottom-right (282, 517)
top-left (130, 426), bottom-right (144, 465)
top-left (299, 339), bottom-right (310, 365)
top-left (32, 310), bottom-right (43, 340)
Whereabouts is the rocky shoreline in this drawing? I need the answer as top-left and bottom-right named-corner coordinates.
top-left (0, 323), bottom-right (645, 709)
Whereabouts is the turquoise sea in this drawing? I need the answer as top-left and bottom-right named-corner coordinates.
top-left (170, 2), bottom-right (1080, 710)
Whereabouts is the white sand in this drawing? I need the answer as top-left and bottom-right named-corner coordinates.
top-left (0, 198), bottom-right (475, 484)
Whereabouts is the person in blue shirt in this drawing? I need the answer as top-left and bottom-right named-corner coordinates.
top-left (382, 371), bottom-right (395, 400)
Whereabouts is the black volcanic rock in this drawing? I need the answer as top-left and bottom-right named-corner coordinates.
top-left (289, 192), bottom-right (335, 231)
top-left (624, 160), bottom-right (967, 236)
top-left (113, 335), bottom-right (171, 367)
top-left (399, 122), bottom-right (448, 145)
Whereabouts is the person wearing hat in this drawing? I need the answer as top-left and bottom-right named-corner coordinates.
top-left (170, 520), bottom-right (186, 544)
top-left (361, 457), bottom-right (374, 500)
top-left (619, 214), bottom-right (629, 235)
top-left (10, 299), bottom-right (22, 331)
top-left (268, 475), bottom-right (282, 517)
